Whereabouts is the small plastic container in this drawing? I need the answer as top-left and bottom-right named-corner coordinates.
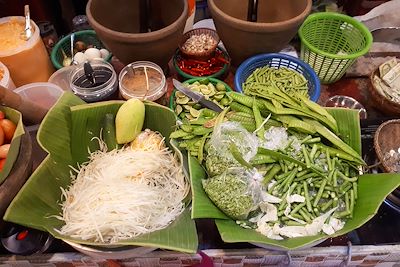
top-left (119, 61), bottom-right (167, 101)
top-left (48, 66), bottom-right (75, 91)
top-left (0, 61), bottom-right (16, 90)
top-left (14, 82), bottom-right (63, 110)
top-left (70, 61), bottom-right (118, 102)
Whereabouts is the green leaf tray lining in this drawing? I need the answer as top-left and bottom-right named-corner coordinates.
top-left (4, 92), bottom-right (198, 253)
top-left (190, 107), bottom-right (400, 250)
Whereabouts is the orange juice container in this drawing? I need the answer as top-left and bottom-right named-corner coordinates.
top-left (0, 17), bottom-right (54, 87)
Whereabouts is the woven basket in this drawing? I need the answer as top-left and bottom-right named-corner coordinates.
top-left (234, 53), bottom-right (321, 102)
top-left (298, 12), bottom-right (372, 84)
top-left (369, 68), bottom-right (400, 116)
top-left (374, 119), bottom-right (400, 173)
top-left (179, 28), bottom-right (219, 60)
top-left (50, 30), bottom-right (112, 70)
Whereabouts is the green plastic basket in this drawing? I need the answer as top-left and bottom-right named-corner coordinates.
top-left (298, 12), bottom-right (372, 84)
top-left (50, 30), bottom-right (112, 70)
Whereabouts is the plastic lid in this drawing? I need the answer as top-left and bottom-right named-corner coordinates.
top-left (14, 82), bottom-right (63, 110)
top-left (119, 61), bottom-right (166, 101)
top-left (48, 66), bottom-right (75, 91)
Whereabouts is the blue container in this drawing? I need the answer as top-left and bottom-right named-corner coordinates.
top-left (234, 53), bottom-right (321, 102)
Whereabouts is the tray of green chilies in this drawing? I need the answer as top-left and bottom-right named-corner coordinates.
top-left (170, 88), bottom-right (400, 250)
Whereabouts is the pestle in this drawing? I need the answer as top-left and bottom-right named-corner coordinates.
top-left (139, 0), bottom-right (165, 33)
top-left (0, 85), bottom-right (48, 125)
top-left (247, 0), bottom-right (259, 22)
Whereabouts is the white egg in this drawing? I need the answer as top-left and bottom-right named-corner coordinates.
top-left (73, 52), bottom-right (87, 64)
top-left (100, 48), bottom-right (110, 59)
top-left (84, 48), bottom-right (101, 60)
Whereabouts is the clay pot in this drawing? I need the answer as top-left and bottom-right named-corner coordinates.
top-left (208, 0), bottom-right (312, 66)
top-left (86, 0), bottom-right (188, 69)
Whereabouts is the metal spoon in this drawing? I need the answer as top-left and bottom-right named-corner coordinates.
top-left (70, 33), bottom-right (76, 65)
top-left (20, 5), bottom-right (33, 41)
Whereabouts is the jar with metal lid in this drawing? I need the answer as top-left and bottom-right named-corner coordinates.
top-left (118, 61), bottom-right (167, 102)
top-left (69, 60), bottom-right (118, 102)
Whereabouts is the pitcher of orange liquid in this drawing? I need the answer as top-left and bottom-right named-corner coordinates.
top-left (0, 17), bottom-right (54, 87)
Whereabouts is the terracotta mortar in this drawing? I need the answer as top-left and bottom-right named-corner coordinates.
top-left (208, 0), bottom-right (312, 66)
top-left (86, 0), bottom-right (188, 69)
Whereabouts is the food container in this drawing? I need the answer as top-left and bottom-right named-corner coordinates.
top-left (173, 46), bottom-right (230, 80)
top-left (178, 28), bottom-right (219, 60)
top-left (50, 30), bottom-right (112, 70)
top-left (208, 0), bottom-right (312, 66)
top-left (119, 61), bottom-right (167, 101)
top-left (86, 0), bottom-right (188, 69)
top-left (234, 53), bottom-right (321, 102)
top-left (0, 17), bottom-right (54, 87)
top-left (325, 95), bottom-right (367, 119)
top-left (70, 61), bottom-right (118, 102)
top-left (0, 61), bottom-right (16, 90)
top-left (169, 77), bottom-right (232, 120)
top-left (14, 82), bottom-right (64, 110)
top-left (48, 66), bottom-right (75, 91)
top-left (374, 119), bottom-right (400, 173)
top-left (3, 93), bottom-right (198, 255)
top-left (369, 67), bottom-right (400, 116)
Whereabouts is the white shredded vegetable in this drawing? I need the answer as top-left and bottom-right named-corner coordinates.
top-left (54, 135), bottom-right (189, 243)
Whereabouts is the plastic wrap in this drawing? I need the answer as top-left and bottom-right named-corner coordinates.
top-left (202, 167), bottom-right (263, 220)
top-left (205, 122), bottom-right (258, 176)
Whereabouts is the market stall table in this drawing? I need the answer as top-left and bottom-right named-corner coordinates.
top-left (0, 63), bottom-right (393, 265)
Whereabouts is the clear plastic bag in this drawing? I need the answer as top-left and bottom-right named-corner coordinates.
top-left (205, 122), bottom-right (259, 176)
top-left (202, 167), bottom-right (263, 220)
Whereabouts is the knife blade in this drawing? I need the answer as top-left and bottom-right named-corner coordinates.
top-left (372, 27), bottom-right (400, 45)
top-left (172, 79), bottom-right (223, 112)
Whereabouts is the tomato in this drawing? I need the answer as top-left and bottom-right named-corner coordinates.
top-left (0, 111), bottom-right (5, 120)
top-left (0, 119), bottom-right (16, 142)
top-left (0, 144), bottom-right (10, 158)
top-left (0, 158), bottom-right (6, 172)
top-left (0, 126), bottom-right (4, 146)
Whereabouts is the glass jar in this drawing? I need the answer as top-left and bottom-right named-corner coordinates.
top-left (70, 60), bottom-right (118, 102)
top-left (118, 61), bottom-right (167, 101)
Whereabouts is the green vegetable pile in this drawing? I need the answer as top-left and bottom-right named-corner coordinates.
top-left (174, 79), bottom-right (230, 121)
top-left (170, 72), bottom-right (366, 236)
top-left (243, 66), bottom-right (310, 98)
top-left (170, 79), bottom-right (232, 162)
top-left (224, 88), bottom-right (364, 223)
top-left (203, 170), bottom-right (255, 220)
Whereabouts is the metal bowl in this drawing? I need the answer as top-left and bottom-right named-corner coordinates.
top-left (324, 95), bottom-right (367, 119)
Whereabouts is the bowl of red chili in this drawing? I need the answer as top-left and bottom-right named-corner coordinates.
top-left (173, 46), bottom-right (230, 80)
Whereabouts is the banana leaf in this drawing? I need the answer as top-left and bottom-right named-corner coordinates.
top-left (190, 108), bottom-right (400, 250)
top-left (0, 107), bottom-right (25, 184)
top-left (3, 92), bottom-right (198, 253)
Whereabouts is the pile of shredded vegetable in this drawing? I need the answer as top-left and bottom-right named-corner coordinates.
top-left (55, 131), bottom-right (189, 243)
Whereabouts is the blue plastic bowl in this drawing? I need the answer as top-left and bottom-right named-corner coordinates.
top-left (234, 53), bottom-right (321, 102)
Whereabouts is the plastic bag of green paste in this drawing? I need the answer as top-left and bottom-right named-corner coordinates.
top-left (202, 167), bottom-right (262, 220)
top-left (205, 122), bottom-right (258, 176)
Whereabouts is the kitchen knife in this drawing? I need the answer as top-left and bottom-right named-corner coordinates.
top-left (172, 79), bottom-right (223, 112)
